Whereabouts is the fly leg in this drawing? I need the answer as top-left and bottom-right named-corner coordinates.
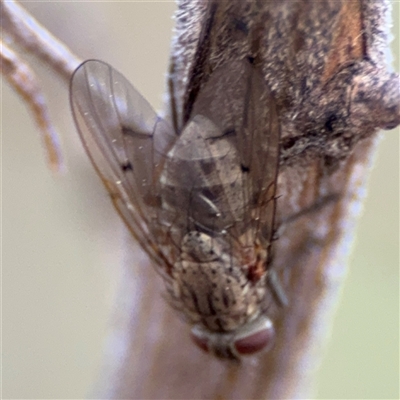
top-left (279, 193), bottom-right (341, 228)
top-left (268, 192), bottom-right (341, 310)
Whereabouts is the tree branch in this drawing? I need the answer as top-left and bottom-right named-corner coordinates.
top-left (2, 1), bottom-right (398, 399)
top-left (1, 0), bottom-right (81, 171)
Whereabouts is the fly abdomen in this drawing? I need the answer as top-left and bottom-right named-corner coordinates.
top-left (160, 115), bottom-right (250, 231)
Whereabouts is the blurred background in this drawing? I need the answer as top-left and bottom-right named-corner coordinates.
top-left (2, 1), bottom-right (398, 399)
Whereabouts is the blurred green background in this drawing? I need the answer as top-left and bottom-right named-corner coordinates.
top-left (3, 2), bottom-right (398, 399)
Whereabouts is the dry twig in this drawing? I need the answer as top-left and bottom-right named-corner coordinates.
top-left (2, 1), bottom-right (399, 399)
top-left (1, 0), bottom-right (81, 171)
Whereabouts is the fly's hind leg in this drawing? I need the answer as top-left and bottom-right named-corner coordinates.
top-left (279, 193), bottom-right (341, 228)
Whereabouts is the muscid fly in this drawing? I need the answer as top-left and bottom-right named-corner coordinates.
top-left (70, 58), bottom-right (284, 360)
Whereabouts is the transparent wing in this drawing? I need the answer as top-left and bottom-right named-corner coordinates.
top-left (188, 59), bottom-right (280, 247)
top-left (70, 60), bottom-right (177, 271)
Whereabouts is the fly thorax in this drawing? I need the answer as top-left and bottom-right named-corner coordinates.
top-left (170, 231), bottom-right (264, 332)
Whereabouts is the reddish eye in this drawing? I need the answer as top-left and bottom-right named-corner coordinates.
top-left (190, 317), bottom-right (275, 358)
top-left (190, 330), bottom-right (210, 353)
top-left (234, 324), bottom-right (275, 355)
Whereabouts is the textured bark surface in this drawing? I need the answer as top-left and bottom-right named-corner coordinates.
top-left (94, 1), bottom-right (399, 399)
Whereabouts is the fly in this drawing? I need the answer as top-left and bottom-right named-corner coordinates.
top-left (70, 57), bottom-right (283, 360)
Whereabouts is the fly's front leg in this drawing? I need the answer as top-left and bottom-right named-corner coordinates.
top-left (268, 192), bottom-right (342, 311)
top-left (267, 270), bottom-right (289, 308)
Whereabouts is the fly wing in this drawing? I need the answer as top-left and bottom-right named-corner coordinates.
top-left (241, 63), bottom-right (280, 248)
top-left (190, 59), bottom-right (280, 246)
top-left (70, 60), bottom-right (177, 270)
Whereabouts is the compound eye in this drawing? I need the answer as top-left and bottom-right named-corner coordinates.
top-left (234, 318), bottom-right (275, 355)
top-left (190, 317), bottom-right (275, 358)
top-left (190, 330), bottom-right (209, 353)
